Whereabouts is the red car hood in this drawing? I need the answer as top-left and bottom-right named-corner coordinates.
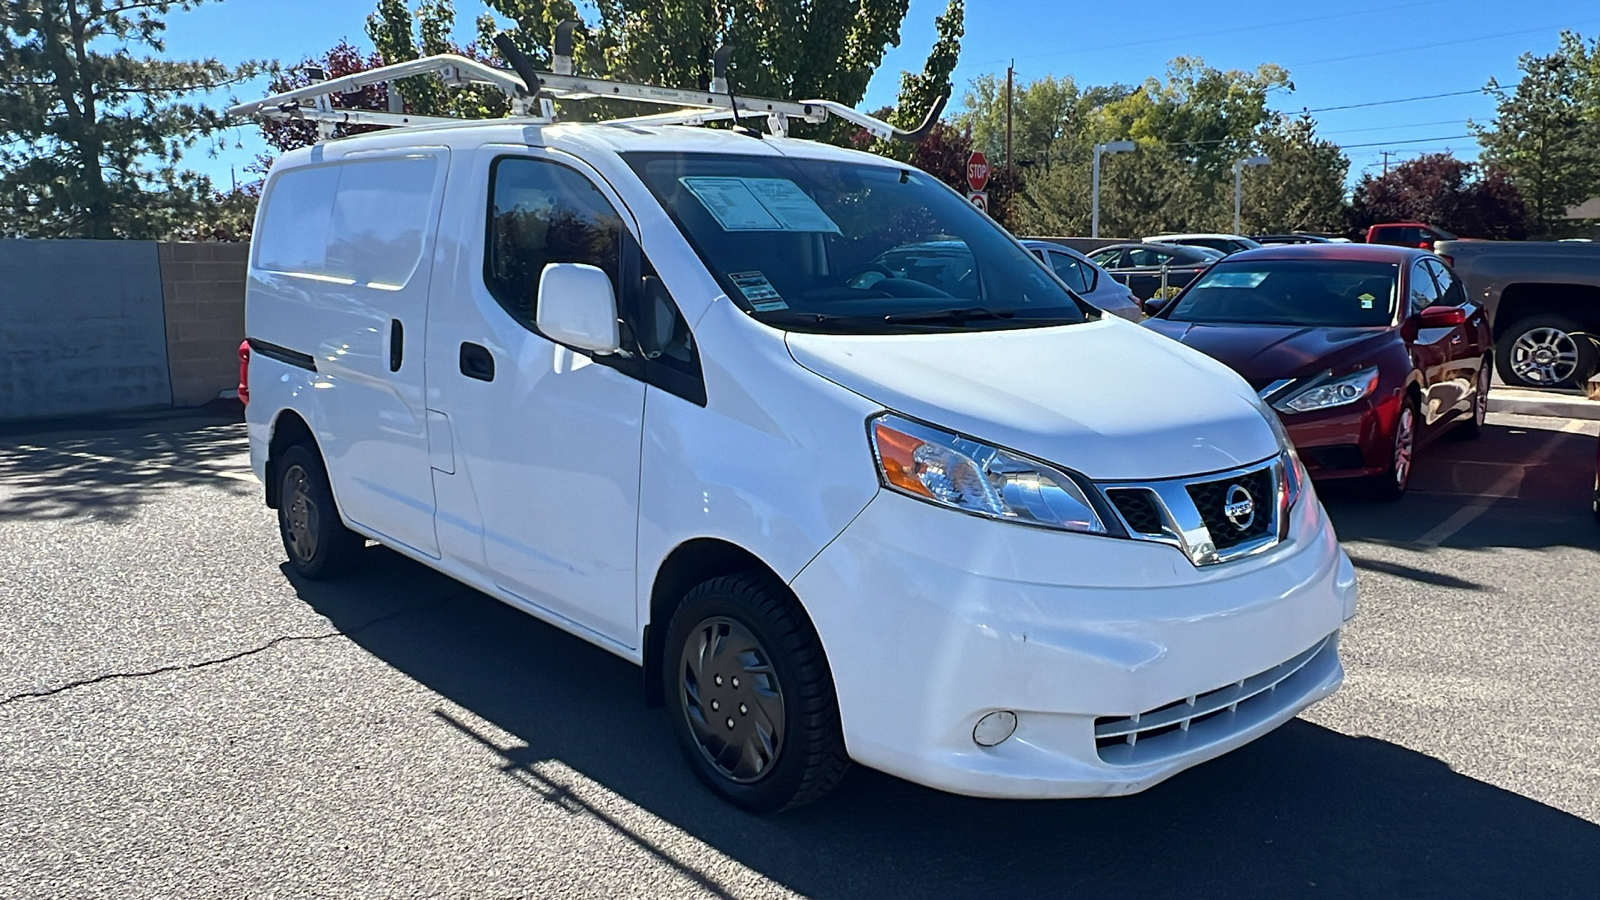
top-left (1141, 320), bottom-right (1397, 388)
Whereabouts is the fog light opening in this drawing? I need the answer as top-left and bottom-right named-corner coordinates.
top-left (973, 710), bottom-right (1018, 747)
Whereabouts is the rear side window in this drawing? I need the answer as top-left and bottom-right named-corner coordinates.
top-left (485, 157), bottom-right (622, 327)
top-left (255, 155), bottom-right (441, 289)
top-left (1126, 247), bottom-right (1172, 267)
top-left (1049, 252), bottom-right (1094, 293)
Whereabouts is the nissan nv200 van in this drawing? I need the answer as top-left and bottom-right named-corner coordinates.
top-left (241, 114), bottom-right (1356, 813)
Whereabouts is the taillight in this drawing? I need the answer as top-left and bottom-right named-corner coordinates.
top-left (238, 340), bottom-right (251, 407)
top-left (1438, 254), bottom-right (1454, 267)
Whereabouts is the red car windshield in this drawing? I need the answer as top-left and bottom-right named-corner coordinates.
top-left (1165, 259), bottom-right (1400, 327)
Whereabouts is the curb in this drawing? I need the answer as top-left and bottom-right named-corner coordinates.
top-left (1489, 391), bottom-right (1600, 421)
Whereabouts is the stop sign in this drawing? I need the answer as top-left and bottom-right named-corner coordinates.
top-left (967, 152), bottom-right (990, 192)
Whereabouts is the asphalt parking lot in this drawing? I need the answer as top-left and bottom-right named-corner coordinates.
top-left (2, 409), bottom-right (1598, 898)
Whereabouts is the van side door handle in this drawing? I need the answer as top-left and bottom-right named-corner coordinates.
top-left (459, 342), bottom-right (495, 382)
top-left (389, 319), bottom-right (404, 372)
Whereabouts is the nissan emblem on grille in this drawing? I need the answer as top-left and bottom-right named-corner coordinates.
top-left (1223, 484), bottom-right (1255, 531)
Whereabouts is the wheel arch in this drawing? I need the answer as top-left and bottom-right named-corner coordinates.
top-left (1492, 282), bottom-right (1600, 340)
top-left (642, 538), bottom-right (799, 708)
top-left (264, 408), bottom-right (315, 509)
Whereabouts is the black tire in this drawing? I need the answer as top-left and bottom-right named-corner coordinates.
top-left (275, 443), bottom-right (365, 579)
top-left (1495, 315), bottom-right (1599, 389)
top-left (662, 572), bottom-right (849, 814)
top-left (1454, 357), bottom-right (1491, 440)
top-left (1370, 396), bottom-right (1418, 502)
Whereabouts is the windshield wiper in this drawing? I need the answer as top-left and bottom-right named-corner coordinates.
top-left (881, 306), bottom-right (1016, 325)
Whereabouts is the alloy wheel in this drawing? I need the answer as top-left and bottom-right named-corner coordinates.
top-left (1474, 363), bottom-right (1490, 427)
top-left (1510, 327), bottom-right (1581, 386)
top-left (1393, 405), bottom-right (1415, 491)
top-left (282, 464), bottom-right (319, 564)
top-left (679, 616), bottom-right (785, 784)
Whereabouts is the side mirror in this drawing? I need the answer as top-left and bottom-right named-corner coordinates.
top-left (1416, 304), bottom-right (1466, 329)
top-left (537, 263), bottom-right (620, 355)
top-left (1142, 296), bottom-right (1170, 316)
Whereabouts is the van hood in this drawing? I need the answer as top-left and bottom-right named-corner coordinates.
top-left (785, 319), bottom-right (1280, 481)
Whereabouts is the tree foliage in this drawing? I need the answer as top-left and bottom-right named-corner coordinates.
top-left (1347, 152), bottom-right (1532, 240)
top-left (0, 0), bottom-right (264, 238)
top-left (1474, 31), bottom-right (1600, 236)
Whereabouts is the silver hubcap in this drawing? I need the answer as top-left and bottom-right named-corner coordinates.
top-left (283, 464), bottom-right (319, 564)
top-left (1393, 406), bottom-right (1415, 489)
top-left (680, 616), bottom-right (784, 784)
top-left (1510, 327), bottom-right (1580, 385)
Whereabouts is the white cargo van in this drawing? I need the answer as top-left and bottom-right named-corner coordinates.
top-left (235, 53), bottom-right (1356, 813)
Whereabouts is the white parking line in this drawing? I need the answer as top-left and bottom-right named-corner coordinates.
top-left (1411, 419), bottom-right (1588, 549)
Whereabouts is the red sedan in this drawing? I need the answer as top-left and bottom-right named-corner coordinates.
top-left (1143, 244), bottom-right (1493, 499)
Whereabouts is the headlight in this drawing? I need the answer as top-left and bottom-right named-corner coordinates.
top-left (869, 413), bottom-right (1106, 533)
top-left (1273, 366), bottom-right (1379, 414)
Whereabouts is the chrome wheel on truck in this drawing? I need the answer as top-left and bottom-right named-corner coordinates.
top-left (1498, 315), bottom-right (1598, 389)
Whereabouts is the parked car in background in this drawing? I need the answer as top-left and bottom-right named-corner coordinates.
top-left (1144, 233), bottom-right (1262, 255)
top-left (1020, 240), bottom-right (1142, 321)
top-left (1253, 233), bottom-right (1334, 245)
top-left (1088, 242), bottom-right (1223, 300)
top-left (1366, 222), bottom-right (1455, 250)
top-left (1435, 239), bottom-right (1600, 388)
top-left (1142, 244), bottom-right (1492, 499)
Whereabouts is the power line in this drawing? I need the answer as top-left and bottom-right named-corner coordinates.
top-left (1319, 118), bottom-right (1470, 136)
top-left (1285, 18), bottom-right (1600, 69)
top-left (1304, 88), bottom-right (1489, 113)
top-left (1339, 133), bottom-right (1476, 150)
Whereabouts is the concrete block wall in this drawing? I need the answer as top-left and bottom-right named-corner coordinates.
top-left (0, 240), bottom-right (173, 421)
top-left (159, 243), bottom-right (249, 408)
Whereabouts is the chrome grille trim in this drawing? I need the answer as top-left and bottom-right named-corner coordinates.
top-left (1094, 456), bottom-right (1286, 567)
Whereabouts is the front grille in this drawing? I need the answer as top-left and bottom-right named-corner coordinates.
top-left (1106, 488), bottom-right (1164, 535)
top-left (1094, 634), bottom-right (1335, 765)
top-left (1185, 468), bottom-right (1274, 550)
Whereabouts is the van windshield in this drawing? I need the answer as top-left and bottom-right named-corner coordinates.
top-left (624, 152), bottom-right (1088, 333)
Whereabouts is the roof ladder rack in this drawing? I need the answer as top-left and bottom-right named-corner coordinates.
top-left (227, 20), bottom-right (947, 145)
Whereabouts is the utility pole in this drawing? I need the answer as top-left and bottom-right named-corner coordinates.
top-left (1005, 62), bottom-right (1014, 185)
top-left (1381, 150), bottom-right (1394, 176)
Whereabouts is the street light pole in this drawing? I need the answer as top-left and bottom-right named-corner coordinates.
top-left (1233, 154), bottom-right (1271, 235)
top-left (1092, 140), bottom-right (1135, 238)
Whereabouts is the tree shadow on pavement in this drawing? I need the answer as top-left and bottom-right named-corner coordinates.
top-left (287, 549), bottom-right (1600, 900)
top-left (0, 415), bottom-right (251, 523)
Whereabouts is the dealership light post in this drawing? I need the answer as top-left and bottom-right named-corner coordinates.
top-left (1091, 140), bottom-right (1135, 238)
top-left (1233, 155), bottom-right (1271, 235)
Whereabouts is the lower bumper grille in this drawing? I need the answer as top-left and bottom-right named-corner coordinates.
top-left (1094, 634), bottom-right (1336, 765)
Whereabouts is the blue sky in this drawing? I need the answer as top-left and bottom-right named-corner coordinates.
top-left (162, 0), bottom-right (1596, 189)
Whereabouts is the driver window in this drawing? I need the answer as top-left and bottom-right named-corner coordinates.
top-left (1408, 260), bottom-right (1441, 315)
top-left (1127, 247), bottom-right (1169, 267)
top-left (486, 157), bottom-right (623, 329)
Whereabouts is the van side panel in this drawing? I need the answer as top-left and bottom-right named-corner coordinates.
top-left (247, 149), bottom-right (451, 557)
top-left (635, 299), bottom-right (883, 631)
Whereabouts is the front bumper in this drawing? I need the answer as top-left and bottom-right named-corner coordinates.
top-left (790, 484), bottom-right (1355, 799)
top-left (1282, 393), bottom-right (1400, 480)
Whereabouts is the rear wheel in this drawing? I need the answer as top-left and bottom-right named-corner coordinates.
top-left (1371, 398), bottom-right (1417, 501)
top-left (1496, 315), bottom-right (1598, 388)
top-left (663, 572), bottom-right (849, 813)
top-left (276, 443), bottom-right (365, 579)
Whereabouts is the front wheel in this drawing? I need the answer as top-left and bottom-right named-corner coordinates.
top-left (1455, 358), bottom-right (1491, 440)
top-left (662, 572), bottom-right (849, 813)
top-left (1371, 398), bottom-right (1417, 501)
top-left (1496, 315), bottom-right (1598, 388)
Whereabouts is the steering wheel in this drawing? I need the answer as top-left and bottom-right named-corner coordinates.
top-left (845, 263), bottom-right (897, 290)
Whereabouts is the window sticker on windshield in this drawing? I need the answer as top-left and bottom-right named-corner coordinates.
top-left (1358, 293), bottom-right (1376, 309)
top-left (742, 179), bottom-right (843, 234)
top-left (1206, 271), bottom-right (1270, 288)
top-left (728, 271), bottom-right (789, 311)
top-left (680, 177), bottom-right (842, 234)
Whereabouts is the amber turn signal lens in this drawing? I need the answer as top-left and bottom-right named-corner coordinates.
top-left (872, 419), bottom-right (934, 498)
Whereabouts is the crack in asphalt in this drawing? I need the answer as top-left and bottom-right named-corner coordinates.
top-left (0, 601), bottom-right (445, 708)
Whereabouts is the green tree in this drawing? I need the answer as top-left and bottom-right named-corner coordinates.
top-left (1474, 31), bottom-right (1600, 235)
top-left (1239, 115), bottom-right (1349, 234)
top-left (0, 0), bottom-right (265, 238)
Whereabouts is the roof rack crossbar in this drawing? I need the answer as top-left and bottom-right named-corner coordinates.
top-left (227, 41), bottom-right (946, 145)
